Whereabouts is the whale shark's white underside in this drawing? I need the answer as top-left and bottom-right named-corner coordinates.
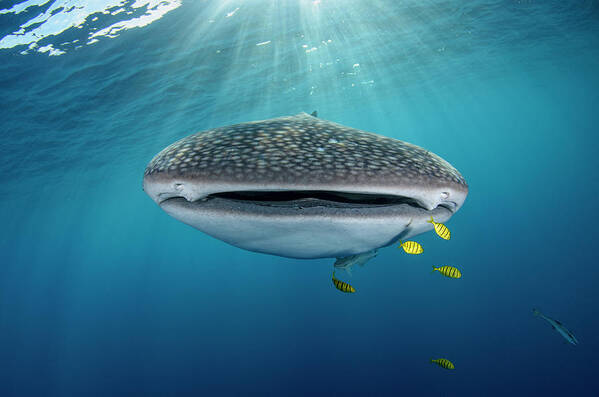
top-left (143, 113), bottom-right (468, 259)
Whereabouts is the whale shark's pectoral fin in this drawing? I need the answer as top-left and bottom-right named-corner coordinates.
top-left (389, 218), bottom-right (414, 246)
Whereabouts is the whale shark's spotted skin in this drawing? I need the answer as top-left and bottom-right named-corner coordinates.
top-left (144, 113), bottom-right (467, 191)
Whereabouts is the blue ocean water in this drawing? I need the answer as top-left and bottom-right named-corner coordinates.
top-left (1, 0), bottom-right (599, 395)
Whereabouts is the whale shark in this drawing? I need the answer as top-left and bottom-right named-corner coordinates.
top-left (143, 112), bottom-right (468, 259)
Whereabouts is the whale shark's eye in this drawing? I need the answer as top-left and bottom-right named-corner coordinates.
top-left (440, 191), bottom-right (449, 199)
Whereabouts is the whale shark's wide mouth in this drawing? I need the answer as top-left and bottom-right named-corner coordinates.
top-left (159, 189), bottom-right (457, 213)
top-left (209, 190), bottom-right (428, 208)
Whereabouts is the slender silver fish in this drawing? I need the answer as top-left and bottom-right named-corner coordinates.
top-left (143, 112), bottom-right (468, 259)
top-left (533, 308), bottom-right (578, 345)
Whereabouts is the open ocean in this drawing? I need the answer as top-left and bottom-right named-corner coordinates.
top-left (1, 1), bottom-right (599, 395)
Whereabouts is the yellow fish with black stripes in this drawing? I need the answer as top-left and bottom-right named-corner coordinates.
top-left (432, 265), bottom-right (462, 279)
top-left (398, 240), bottom-right (423, 255)
top-left (430, 358), bottom-right (455, 370)
top-left (332, 271), bottom-right (356, 293)
top-left (427, 216), bottom-right (450, 240)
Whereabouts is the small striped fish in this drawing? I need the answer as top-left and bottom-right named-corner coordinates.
top-left (428, 216), bottom-right (450, 240)
top-left (332, 271), bottom-right (356, 293)
top-left (431, 358), bottom-right (455, 370)
top-left (432, 265), bottom-right (462, 279)
top-left (398, 240), bottom-right (423, 254)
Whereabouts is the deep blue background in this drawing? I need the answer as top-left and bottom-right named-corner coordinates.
top-left (1, 1), bottom-right (598, 395)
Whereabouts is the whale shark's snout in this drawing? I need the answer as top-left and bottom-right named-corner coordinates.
top-left (143, 113), bottom-right (468, 259)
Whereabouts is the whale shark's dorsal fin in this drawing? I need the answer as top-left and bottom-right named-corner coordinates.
top-left (310, 110), bottom-right (318, 117)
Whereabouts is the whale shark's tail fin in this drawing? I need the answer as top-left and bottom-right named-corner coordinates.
top-left (532, 308), bottom-right (542, 317)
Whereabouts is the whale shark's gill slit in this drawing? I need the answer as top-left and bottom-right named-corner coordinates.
top-left (208, 190), bottom-right (428, 209)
